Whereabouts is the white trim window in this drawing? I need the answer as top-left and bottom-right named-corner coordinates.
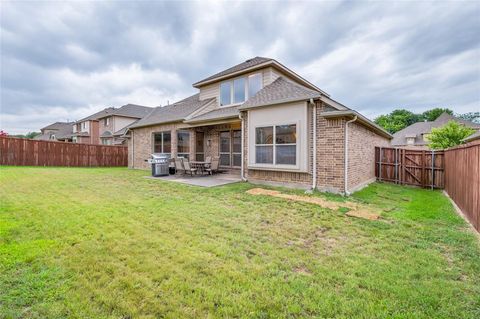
top-left (153, 131), bottom-right (172, 155)
top-left (255, 124), bottom-right (297, 165)
top-left (177, 130), bottom-right (190, 159)
top-left (220, 73), bottom-right (263, 107)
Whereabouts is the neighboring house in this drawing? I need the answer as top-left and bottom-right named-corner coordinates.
top-left (125, 57), bottom-right (392, 194)
top-left (34, 122), bottom-right (74, 142)
top-left (463, 131), bottom-right (480, 144)
top-left (391, 113), bottom-right (480, 149)
top-left (73, 104), bottom-right (153, 145)
top-left (97, 104), bottom-right (153, 145)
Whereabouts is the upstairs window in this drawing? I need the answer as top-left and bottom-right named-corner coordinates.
top-left (248, 73), bottom-right (262, 98)
top-left (104, 117), bottom-right (110, 126)
top-left (233, 77), bottom-right (246, 103)
top-left (219, 73), bottom-right (263, 107)
top-left (220, 82), bottom-right (232, 106)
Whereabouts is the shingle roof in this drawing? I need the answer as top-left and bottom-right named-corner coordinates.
top-left (463, 130), bottom-right (480, 142)
top-left (129, 94), bottom-right (215, 129)
top-left (55, 124), bottom-right (74, 139)
top-left (33, 133), bottom-right (51, 141)
top-left (434, 112), bottom-right (480, 128)
top-left (185, 105), bottom-right (241, 123)
top-left (239, 77), bottom-right (321, 110)
top-left (36, 122), bottom-right (73, 140)
top-left (77, 107), bottom-right (116, 122)
top-left (41, 121), bottom-right (74, 131)
top-left (97, 104), bottom-right (153, 119)
top-left (100, 130), bottom-right (113, 138)
top-left (392, 113), bottom-right (480, 146)
top-left (113, 120), bottom-right (139, 136)
top-left (193, 57), bottom-right (272, 87)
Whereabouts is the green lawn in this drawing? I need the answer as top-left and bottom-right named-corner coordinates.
top-left (1, 167), bottom-right (479, 319)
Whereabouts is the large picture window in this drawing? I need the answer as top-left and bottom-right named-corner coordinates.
top-left (220, 82), bottom-right (232, 106)
top-left (177, 131), bottom-right (190, 159)
top-left (153, 131), bottom-right (171, 155)
top-left (219, 73), bottom-right (262, 107)
top-left (248, 73), bottom-right (262, 98)
top-left (255, 124), bottom-right (296, 165)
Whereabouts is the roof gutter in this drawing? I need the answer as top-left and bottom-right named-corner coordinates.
top-left (344, 115), bottom-right (358, 195)
top-left (321, 110), bottom-right (393, 139)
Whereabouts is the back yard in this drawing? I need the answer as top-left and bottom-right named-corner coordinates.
top-left (1, 167), bottom-right (479, 318)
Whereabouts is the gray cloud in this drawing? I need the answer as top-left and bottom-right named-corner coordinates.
top-left (1, 0), bottom-right (479, 134)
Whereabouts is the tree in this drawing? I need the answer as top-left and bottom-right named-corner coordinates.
top-left (10, 132), bottom-right (41, 139)
top-left (427, 121), bottom-right (475, 150)
top-left (421, 108), bottom-right (453, 121)
top-left (25, 132), bottom-right (41, 139)
top-left (457, 112), bottom-right (480, 124)
top-left (374, 109), bottom-right (422, 133)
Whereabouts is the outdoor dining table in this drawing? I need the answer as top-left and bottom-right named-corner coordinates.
top-left (190, 161), bottom-right (209, 174)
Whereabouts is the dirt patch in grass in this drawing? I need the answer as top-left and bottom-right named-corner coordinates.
top-left (293, 266), bottom-right (312, 276)
top-left (345, 210), bottom-right (380, 220)
top-left (247, 188), bottom-right (380, 220)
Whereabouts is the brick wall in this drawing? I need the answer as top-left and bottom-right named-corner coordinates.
top-left (99, 116), bottom-right (114, 136)
top-left (347, 122), bottom-right (390, 192)
top-left (129, 122), bottom-right (191, 169)
top-left (315, 102), bottom-right (346, 193)
top-left (128, 122), bottom-right (241, 169)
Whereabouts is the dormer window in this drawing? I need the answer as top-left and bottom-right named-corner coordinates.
top-left (220, 73), bottom-right (263, 107)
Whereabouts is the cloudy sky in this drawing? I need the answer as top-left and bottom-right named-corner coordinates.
top-left (1, 1), bottom-right (479, 134)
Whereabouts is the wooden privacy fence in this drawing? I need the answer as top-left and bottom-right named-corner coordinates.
top-left (375, 147), bottom-right (445, 189)
top-left (0, 136), bottom-right (128, 167)
top-left (444, 142), bottom-right (479, 232)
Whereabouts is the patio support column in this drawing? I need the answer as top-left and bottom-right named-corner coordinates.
top-left (172, 129), bottom-right (177, 158)
top-left (189, 129), bottom-right (196, 160)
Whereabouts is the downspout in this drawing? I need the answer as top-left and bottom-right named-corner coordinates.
top-left (239, 112), bottom-right (247, 181)
top-left (310, 98), bottom-right (317, 190)
top-left (344, 115), bottom-right (357, 195)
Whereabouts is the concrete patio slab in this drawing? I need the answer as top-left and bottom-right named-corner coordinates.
top-left (145, 173), bottom-right (242, 187)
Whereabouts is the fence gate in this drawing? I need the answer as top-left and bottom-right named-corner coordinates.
top-left (375, 147), bottom-right (445, 189)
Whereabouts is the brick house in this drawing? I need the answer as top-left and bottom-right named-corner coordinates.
top-left (391, 112), bottom-right (480, 149)
top-left (72, 104), bottom-right (153, 145)
top-left (126, 57), bottom-right (392, 194)
top-left (34, 122), bottom-right (74, 142)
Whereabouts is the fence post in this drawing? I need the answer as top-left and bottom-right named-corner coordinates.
top-left (379, 147), bottom-right (382, 182)
top-left (431, 150), bottom-right (435, 190)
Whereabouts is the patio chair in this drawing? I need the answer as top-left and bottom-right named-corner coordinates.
top-left (205, 158), bottom-right (219, 175)
top-left (174, 158), bottom-right (185, 175)
top-left (204, 156), bottom-right (212, 169)
top-left (182, 158), bottom-right (197, 176)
